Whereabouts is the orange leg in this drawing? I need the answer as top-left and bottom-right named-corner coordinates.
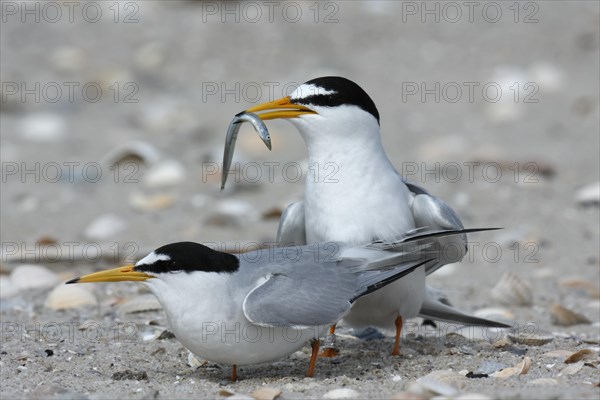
top-left (319, 324), bottom-right (340, 357)
top-left (306, 339), bottom-right (320, 377)
top-left (231, 364), bottom-right (237, 381)
top-left (391, 315), bottom-right (403, 356)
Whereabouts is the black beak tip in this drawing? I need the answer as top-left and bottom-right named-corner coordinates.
top-left (65, 277), bottom-right (80, 284)
top-left (235, 111), bottom-right (246, 117)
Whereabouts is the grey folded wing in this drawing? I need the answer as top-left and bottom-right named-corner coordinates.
top-left (276, 201), bottom-right (307, 246)
top-left (242, 244), bottom-right (432, 328)
top-left (242, 247), bottom-right (359, 328)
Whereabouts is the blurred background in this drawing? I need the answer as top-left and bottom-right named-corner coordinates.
top-left (1, 2), bottom-right (599, 397)
top-left (1, 0), bottom-right (598, 289)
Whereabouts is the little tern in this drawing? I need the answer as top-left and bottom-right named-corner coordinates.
top-left (67, 231), bottom-right (469, 380)
top-left (224, 76), bottom-right (508, 356)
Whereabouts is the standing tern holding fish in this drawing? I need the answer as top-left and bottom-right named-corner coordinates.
top-left (222, 76), bottom-right (508, 356)
top-left (66, 231), bottom-right (473, 380)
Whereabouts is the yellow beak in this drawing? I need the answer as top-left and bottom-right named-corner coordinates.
top-left (66, 264), bottom-right (153, 284)
top-left (245, 96), bottom-right (316, 120)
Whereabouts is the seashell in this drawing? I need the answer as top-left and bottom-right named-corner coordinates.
top-left (550, 304), bottom-right (591, 326)
top-left (0, 276), bottom-right (19, 298)
top-left (83, 214), bottom-right (127, 241)
top-left (19, 113), bottom-right (66, 142)
top-left (390, 392), bottom-right (426, 400)
top-left (187, 351), bottom-right (204, 369)
top-left (575, 182), bottom-right (600, 206)
top-left (564, 349), bottom-right (597, 364)
top-left (558, 361), bottom-right (584, 376)
top-left (491, 357), bottom-right (531, 379)
top-left (117, 294), bottom-right (162, 314)
top-left (491, 272), bottom-right (533, 306)
top-left (250, 387), bottom-right (282, 400)
top-left (322, 389), bottom-right (360, 399)
top-left (45, 284), bottom-right (97, 310)
top-left (411, 370), bottom-right (468, 396)
top-left (101, 141), bottom-right (162, 166)
top-left (507, 329), bottom-right (553, 346)
top-left (129, 192), bottom-right (175, 212)
top-left (144, 159), bottom-right (186, 188)
top-left (559, 278), bottom-right (600, 298)
top-left (10, 265), bottom-right (59, 290)
top-left (528, 378), bottom-right (559, 386)
top-left (543, 350), bottom-right (575, 360)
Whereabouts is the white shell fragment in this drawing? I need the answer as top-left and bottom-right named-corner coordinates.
top-left (491, 272), bottom-right (533, 306)
top-left (45, 284), bottom-right (97, 310)
top-left (529, 378), bottom-right (559, 386)
top-left (322, 388), bottom-right (360, 399)
top-left (10, 265), bottom-right (59, 290)
top-left (558, 361), bottom-right (584, 376)
top-left (187, 351), bottom-right (204, 369)
top-left (19, 113), bottom-right (66, 142)
top-left (144, 159), bottom-right (186, 188)
top-left (575, 182), bottom-right (600, 206)
top-left (550, 304), bottom-right (591, 326)
top-left (83, 214), bottom-right (127, 241)
top-left (250, 387), bottom-right (282, 400)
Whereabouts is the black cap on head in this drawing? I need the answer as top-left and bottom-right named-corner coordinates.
top-left (291, 76), bottom-right (380, 124)
top-left (135, 242), bottom-right (239, 274)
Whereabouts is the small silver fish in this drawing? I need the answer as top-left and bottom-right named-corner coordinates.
top-left (221, 111), bottom-right (271, 190)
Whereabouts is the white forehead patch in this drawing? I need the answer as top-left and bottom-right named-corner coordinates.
top-left (290, 84), bottom-right (336, 101)
top-left (135, 251), bottom-right (171, 267)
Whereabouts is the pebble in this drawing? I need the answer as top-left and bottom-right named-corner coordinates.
top-left (50, 46), bottom-right (86, 73)
top-left (129, 192), bottom-right (175, 212)
top-left (83, 214), bottom-right (127, 241)
top-left (10, 264), bottom-right (59, 290)
top-left (529, 378), bottom-right (559, 386)
top-left (134, 42), bottom-right (165, 71)
top-left (117, 294), bottom-right (162, 314)
top-left (206, 199), bottom-right (257, 227)
top-left (144, 159), bottom-right (186, 188)
top-left (250, 387), bottom-right (282, 400)
top-left (19, 113), bottom-right (66, 142)
top-left (45, 284), bottom-right (97, 310)
top-left (575, 182), bottom-right (600, 206)
top-left (322, 388), bottom-right (360, 399)
top-left (0, 276), bottom-right (19, 298)
top-left (112, 370), bottom-right (148, 381)
top-left (101, 141), bottom-right (162, 166)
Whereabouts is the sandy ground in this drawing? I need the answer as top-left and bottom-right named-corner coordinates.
top-left (1, 1), bottom-right (599, 399)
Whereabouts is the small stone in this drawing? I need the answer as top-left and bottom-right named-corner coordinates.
top-left (322, 388), bottom-right (360, 399)
top-left (50, 46), bottom-right (86, 73)
top-left (575, 182), bottom-right (600, 207)
top-left (112, 370), bottom-right (148, 381)
top-left (250, 387), bottom-right (282, 400)
top-left (0, 276), bottom-right (19, 298)
top-left (10, 265), bottom-right (59, 290)
top-left (45, 284), bottom-right (97, 310)
top-left (19, 113), bottom-right (66, 142)
top-left (83, 214), bottom-right (126, 241)
top-left (144, 160), bottom-right (186, 188)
